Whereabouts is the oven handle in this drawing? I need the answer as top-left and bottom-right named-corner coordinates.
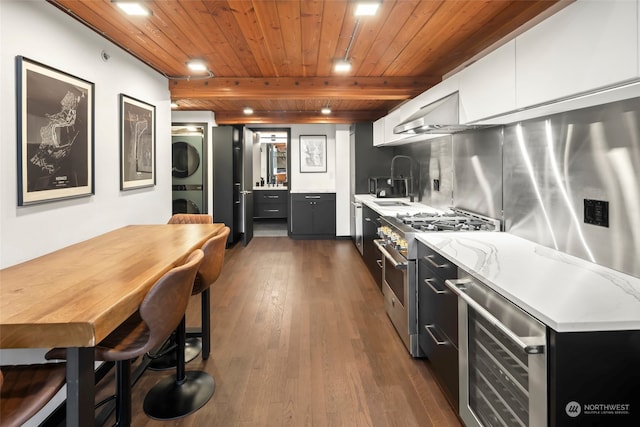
top-left (373, 239), bottom-right (407, 270)
top-left (445, 279), bottom-right (545, 355)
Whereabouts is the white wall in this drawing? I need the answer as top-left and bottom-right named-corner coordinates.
top-left (289, 124), bottom-right (337, 192)
top-left (335, 125), bottom-right (351, 236)
top-left (0, 1), bottom-right (172, 268)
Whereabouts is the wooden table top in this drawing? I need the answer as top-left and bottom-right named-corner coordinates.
top-left (0, 224), bottom-right (224, 349)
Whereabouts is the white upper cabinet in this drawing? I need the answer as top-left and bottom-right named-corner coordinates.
top-left (373, 117), bottom-right (385, 146)
top-left (458, 40), bottom-right (516, 123)
top-left (515, 0), bottom-right (638, 109)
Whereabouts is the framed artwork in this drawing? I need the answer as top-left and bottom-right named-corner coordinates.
top-left (299, 135), bottom-right (327, 173)
top-left (16, 56), bottom-right (94, 205)
top-left (120, 94), bottom-right (155, 190)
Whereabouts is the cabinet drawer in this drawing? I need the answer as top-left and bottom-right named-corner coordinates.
top-left (418, 270), bottom-right (458, 346)
top-left (255, 205), bottom-right (287, 218)
top-left (255, 191), bottom-right (286, 203)
top-left (418, 243), bottom-right (457, 280)
top-left (418, 323), bottom-right (459, 409)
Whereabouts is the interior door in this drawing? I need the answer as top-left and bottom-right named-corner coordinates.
top-left (241, 128), bottom-right (255, 245)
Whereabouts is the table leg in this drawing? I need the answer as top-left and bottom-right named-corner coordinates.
top-left (66, 347), bottom-right (95, 426)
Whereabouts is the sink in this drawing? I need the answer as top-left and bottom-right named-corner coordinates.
top-left (374, 200), bottom-right (411, 207)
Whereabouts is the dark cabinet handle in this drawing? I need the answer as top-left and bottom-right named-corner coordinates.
top-left (423, 278), bottom-right (445, 294)
top-left (424, 325), bottom-right (447, 346)
top-left (424, 254), bottom-right (448, 269)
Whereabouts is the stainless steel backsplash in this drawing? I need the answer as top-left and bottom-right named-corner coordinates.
top-left (394, 135), bottom-right (454, 210)
top-left (453, 127), bottom-right (503, 220)
top-left (390, 97), bottom-right (639, 277)
top-left (503, 97), bottom-right (640, 278)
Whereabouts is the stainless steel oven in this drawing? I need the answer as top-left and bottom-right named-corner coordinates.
top-left (374, 237), bottom-right (411, 351)
top-left (446, 277), bottom-right (547, 427)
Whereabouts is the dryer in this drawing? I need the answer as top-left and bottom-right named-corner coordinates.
top-left (172, 135), bottom-right (204, 214)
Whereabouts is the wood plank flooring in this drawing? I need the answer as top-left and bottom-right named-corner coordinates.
top-left (121, 237), bottom-right (461, 426)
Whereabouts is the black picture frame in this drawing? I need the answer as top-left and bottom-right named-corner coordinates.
top-left (299, 134), bottom-right (327, 173)
top-left (16, 56), bottom-right (95, 205)
top-left (120, 94), bottom-right (156, 190)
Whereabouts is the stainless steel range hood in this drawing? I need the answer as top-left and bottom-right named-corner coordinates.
top-left (393, 92), bottom-right (486, 135)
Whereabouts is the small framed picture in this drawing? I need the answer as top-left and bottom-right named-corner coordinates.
top-left (299, 135), bottom-right (326, 173)
top-left (120, 94), bottom-right (155, 190)
top-left (16, 56), bottom-right (94, 205)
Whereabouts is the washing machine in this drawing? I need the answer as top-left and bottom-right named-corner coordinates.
top-left (172, 134), bottom-right (204, 214)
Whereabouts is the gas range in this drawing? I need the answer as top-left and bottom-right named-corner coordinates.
top-left (378, 208), bottom-right (501, 260)
top-left (374, 207), bottom-right (501, 357)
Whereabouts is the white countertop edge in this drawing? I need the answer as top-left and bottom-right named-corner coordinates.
top-left (290, 189), bottom-right (335, 194)
top-left (354, 194), bottom-right (445, 217)
top-left (253, 186), bottom-right (288, 191)
top-left (415, 232), bottom-right (640, 333)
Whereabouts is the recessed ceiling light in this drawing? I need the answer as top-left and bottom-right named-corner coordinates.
top-left (243, 107), bottom-right (254, 115)
top-left (334, 59), bottom-right (352, 73)
top-left (186, 60), bottom-right (208, 72)
top-left (355, 2), bottom-right (380, 16)
top-left (114, 1), bottom-right (151, 16)
top-left (321, 107), bottom-right (331, 115)
top-left (170, 102), bottom-right (178, 108)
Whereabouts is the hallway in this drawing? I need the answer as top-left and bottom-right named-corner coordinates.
top-left (114, 238), bottom-right (461, 426)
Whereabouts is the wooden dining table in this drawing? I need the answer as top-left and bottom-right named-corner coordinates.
top-left (0, 223), bottom-right (224, 426)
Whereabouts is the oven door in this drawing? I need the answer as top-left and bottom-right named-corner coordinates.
top-left (447, 278), bottom-right (547, 427)
top-left (375, 240), bottom-right (410, 351)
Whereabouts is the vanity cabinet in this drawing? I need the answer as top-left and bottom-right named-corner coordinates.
top-left (290, 193), bottom-right (335, 238)
top-left (253, 189), bottom-right (288, 219)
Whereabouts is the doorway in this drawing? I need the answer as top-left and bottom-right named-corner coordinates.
top-left (250, 128), bottom-right (291, 237)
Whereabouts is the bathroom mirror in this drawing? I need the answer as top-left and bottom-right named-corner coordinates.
top-left (252, 130), bottom-right (288, 187)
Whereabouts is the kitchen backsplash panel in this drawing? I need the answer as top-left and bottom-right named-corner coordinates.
top-left (394, 135), bottom-right (453, 210)
top-left (503, 97), bottom-right (640, 278)
top-left (452, 127), bottom-right (503, 220)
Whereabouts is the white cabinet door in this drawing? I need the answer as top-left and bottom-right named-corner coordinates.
top-left (458, 40), bottom-right (516, 123)
top-left (516, 0), bottom-right (637, 109)
top-left (373, 117), bottom-right (385, 146)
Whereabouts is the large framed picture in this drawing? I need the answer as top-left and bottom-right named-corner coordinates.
top-left (16, 56), bottom-right (94, 205)
top-left (299, 134), bottom-right (327, 173)
top-left (120, 94), bottom-right (155, 190)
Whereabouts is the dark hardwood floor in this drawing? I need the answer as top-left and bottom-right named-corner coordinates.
top-left (116, 238), bottom-right (461, 426)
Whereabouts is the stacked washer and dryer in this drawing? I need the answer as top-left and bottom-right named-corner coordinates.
top-left (171, 131), bottom-right (205, 214)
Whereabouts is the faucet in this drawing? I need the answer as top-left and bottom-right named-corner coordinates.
top-left (390, 155), bottom-right (415, 202)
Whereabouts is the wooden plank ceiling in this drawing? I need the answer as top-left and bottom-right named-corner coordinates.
top-left (48, 0), bottom-right (571, 125)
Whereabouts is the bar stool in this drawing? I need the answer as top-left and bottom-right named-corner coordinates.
top-left (0, 363), bottom-right (66, 427)
top-left (45, 249), bottom-right (204, 427)
top-left (187, 226), bottom-right (230, 360)
top-left (148, 213), bottom-right (214, 370)
top-left (142, 228), bottom-right (230, 420)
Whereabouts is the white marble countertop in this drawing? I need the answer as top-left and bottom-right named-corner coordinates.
top-left (415, 232), bottom-right (640, 332)
top-left (354, 194), bottom-right (444, 217)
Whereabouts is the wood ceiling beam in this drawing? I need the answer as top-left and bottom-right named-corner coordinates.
top-left (170, 77), bottom-right (438, 101)
top-left (212, 110), bottom-right (387, 125)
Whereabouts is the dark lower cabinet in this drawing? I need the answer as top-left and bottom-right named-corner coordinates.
top-left (254, 190), bottom-right (288, 219)
top-left (548, 329), bottom-right (640, 427)
top-left (417, 240), bottom-right (460, 410)
top-left (362, 204), bottom-right (382, 289)
top-left (290, 193), bottom-right (335, 238)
